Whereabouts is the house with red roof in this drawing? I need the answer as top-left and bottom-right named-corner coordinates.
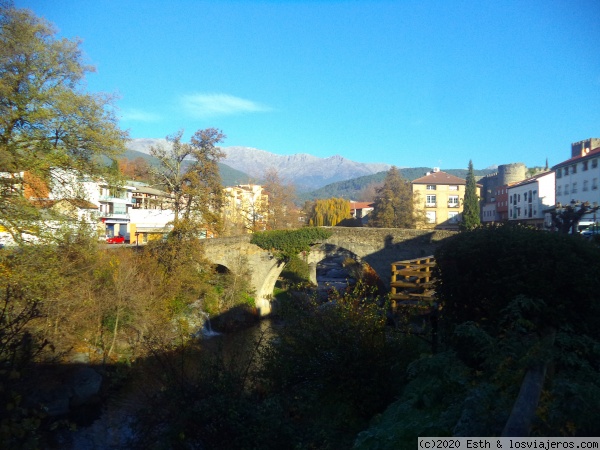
top-left (411, 168), bottom-right (480, 230)
top-left (552, 138), bottom-right (600, 229)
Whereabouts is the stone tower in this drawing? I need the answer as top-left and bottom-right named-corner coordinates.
top-left (498, 163), bottom-right (527, 186)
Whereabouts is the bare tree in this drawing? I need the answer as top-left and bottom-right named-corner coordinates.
top-left (263, 168), bottom-right (299, 230)
top-left (150, 128), bottom-right (225, 236)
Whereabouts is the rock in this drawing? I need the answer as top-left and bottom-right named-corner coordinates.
top-left (71, 352), bottom-right (91, 364)
top-left (69, 367), bottom-right (103, 407)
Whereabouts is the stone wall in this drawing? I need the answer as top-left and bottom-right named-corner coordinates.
top-left (202, 227), bottom-right (457, 315)
top-left (324, 227), bottom-right (455, 288)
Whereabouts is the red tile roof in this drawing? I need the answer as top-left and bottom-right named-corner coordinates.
top-left (552, 147), bottom-right (600, 169)
top-left (349, 201), bottom-right (374, 210)
top-left (412, 170), bottom-right (466, 185)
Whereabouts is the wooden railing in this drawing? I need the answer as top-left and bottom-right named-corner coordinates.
top-left (390, 256), bottom-right (436, 307)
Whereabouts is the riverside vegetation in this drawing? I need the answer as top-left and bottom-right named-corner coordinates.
top-left (2, 225), bottom-right (600, 448)
top-left (2, 4), bottom-right (599, 447)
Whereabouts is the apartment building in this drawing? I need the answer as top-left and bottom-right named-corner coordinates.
top-left (223, 184), bottom-right (269, 233)
top-left (412, 168), bottom-right (475, 230)
top-left (552, 138), bottom-right (600, 227)
top-left (507, 171), bottom-right (555, 228)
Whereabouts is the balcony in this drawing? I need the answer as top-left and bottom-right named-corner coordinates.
top-left (425, 203), bottom-right (437, 207)
top-left (447, 203), bottom-right (459, 208)
top-left (101, 212), bottom-right (130, 219)
top-left (99, 195), bottom-right (130, 202)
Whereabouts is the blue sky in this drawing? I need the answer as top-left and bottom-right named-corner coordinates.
top-left (16, 0), bottom-right (600, 170)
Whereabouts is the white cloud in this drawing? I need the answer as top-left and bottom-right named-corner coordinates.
top-left (181, 93), bottom-right (271, 118)
top-left (121, 108), bottom-right (161, 123)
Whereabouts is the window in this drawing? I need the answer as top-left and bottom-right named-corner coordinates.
top-left (426, 211), bottom-right (436, 223)
top-left (593, 159), bottom-right (598, 169)
top-left (449, 185), bottom-right (458, 191)
top-left (557, 185), bottom-right (562, 196)
top-left (593, 178), bottom-right (598, 190)
top-left (565, 167), bottom-right (569, 175)
top-left (565, 184), bottom-right (569, 195)
top-left (583, 161), bottom-right (589, 171)
top-left (509, 194), bottom-right (513, 203)
top-left (426, 194), bottom-right (436, 206)
top-left (426, 185), bottom-right (436, 190)
top-left (448, 195), bottom-right (459, 207)
top-left (448, 212), bottom-right (459, 223)
top-left (583, 180), bottom-right (589, 191)
top-left (556, 168), bottom-right (562, 179)
top-left (572, 182), bottom-right (577, 193)
top-left (572, 164), bottom-right (577, 174)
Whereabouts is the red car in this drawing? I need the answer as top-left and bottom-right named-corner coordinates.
top-left (106, 234), bottom-right (126, 244)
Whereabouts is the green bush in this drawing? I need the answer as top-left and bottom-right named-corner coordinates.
top-left (280, 254), bottom-right (311, 284)
top-left (434, 224), bottom-right (600, 340)
top-left (250, 227), bottom-right (332, 259)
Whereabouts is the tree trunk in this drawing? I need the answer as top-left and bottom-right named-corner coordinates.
top-left (107, 306), bottom-right (121, 360)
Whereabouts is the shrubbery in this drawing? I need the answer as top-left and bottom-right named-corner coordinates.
top-left (355, 224), bottom-right (600, 445)
top-left (250, 227), bottom-right (333, 259)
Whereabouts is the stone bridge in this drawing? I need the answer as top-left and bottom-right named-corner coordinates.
top-left (202, 227), bottom-right (456, 315)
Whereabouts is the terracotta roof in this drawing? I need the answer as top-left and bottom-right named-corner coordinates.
top-left (552, 147), bottom-right (600, 169)
top-left (412, 170), bottom-right (466, 185)
top-left (349, 202), bottom-right (374, 210)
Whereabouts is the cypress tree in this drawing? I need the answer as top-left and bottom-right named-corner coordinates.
top-left (460, 159), bottom-right (481, 230)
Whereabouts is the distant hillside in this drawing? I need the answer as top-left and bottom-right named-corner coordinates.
top-left (124, 139), bottom-right (497, 197)
top-left (299, 167), bottom-right (496, 202)
top-left (121, 148), bottom-right (252, 187)
top-left (220, 146), bottom-right (391, 192)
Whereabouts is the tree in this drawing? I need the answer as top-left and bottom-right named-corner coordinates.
top-left (358, 181), bottom-right (382, 202)
top-left (369, 166), bottom-right (417, 228)
top-left (150, 128), bottom-right (225, 236)
top-left (118, 156), bottom-right (151, 181)
top-left (549, 200), bottom-right (599, 234)
top-left (460, 160), bottom-right (480, 230)
top-left (0, 4), bottom-right (126, 243)
top-left (307, 198), bottom-right (350, 226)
top-left (263, 168), bottom-right (299, 230)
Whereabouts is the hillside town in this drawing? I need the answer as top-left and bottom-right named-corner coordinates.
top-left (2, 137), bottom-right (598, 247)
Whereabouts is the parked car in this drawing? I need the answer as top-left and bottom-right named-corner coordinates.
top-left (581, 228), bottom-right (600, 239)
top-left (106, 234), bottom-right (126, 244)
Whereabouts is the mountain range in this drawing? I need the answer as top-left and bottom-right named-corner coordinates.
top-left (124, 139), bottom-right (496, 200)
top-left (125, 139), bottom-right (390, 192)
top-left (219, 146), bottom-right (391, 192)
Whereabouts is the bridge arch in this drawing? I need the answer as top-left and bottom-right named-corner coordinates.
top-left (202, 228), bottom-right (456, 316)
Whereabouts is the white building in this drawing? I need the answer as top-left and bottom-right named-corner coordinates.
top-left (553, 138), bottom-right (600, 227)
top-left (508, 171), bottom-right (555, 228)
top-left (481, 202), bottom-right (499, 223)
